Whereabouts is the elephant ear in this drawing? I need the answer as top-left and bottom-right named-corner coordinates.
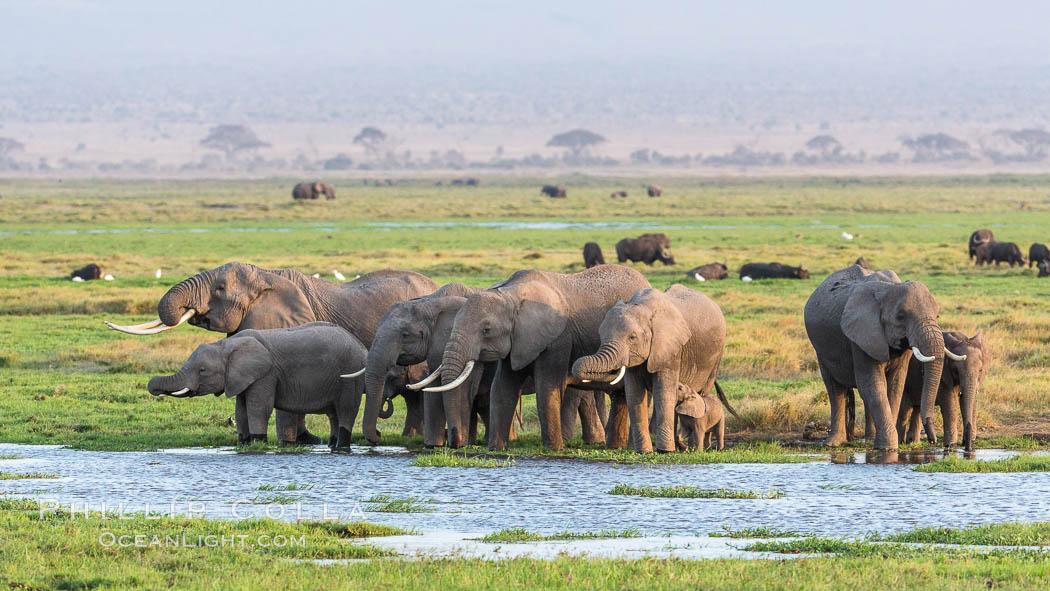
top-left (224, 337), bottom-right (272, 397)
top-left (840, 283), bottom-right (890, 362)
top-left (646, 295), bottom-right (690, 373)
top-left (241, 271), bottom-right (316, 329)
top-left (509, 282), bottom-right (568, 371)
top-left (675, 395), bottom-right (706, 419)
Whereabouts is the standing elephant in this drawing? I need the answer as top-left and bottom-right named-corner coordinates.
top-left (422, 265), bottom-right (651, 451)
top-left (106, 263), bottom-right (438, 444)
top-left (361, 282), bottom-right (484, 448)
top-left (675, 383), bottom-right (726, 450)
top-left (572, 285), bottom-right (740, 453)
top-left (583, 242), bottom-right (605, 268)
top-left (968, 229), bottom-right (994, 260)
top-left (292, 182), bottom-right (336, 200)
top-left (147, 323), bottom-right (367, 446)
top-left (975, 242), bottom-right (1025, 266)
top-left (804, 264), bottom-right (949, 449)
top-left (897, 332), bottom-right (987, 452)
top-left (616, 236), bottom-right (675, 266)
top-left (1029, 243), bottom-right (1050, 268)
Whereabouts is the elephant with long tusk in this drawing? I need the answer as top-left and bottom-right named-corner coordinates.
top-left (426, 265), bottom-right (651, 452)
top-left (804, 262), bottom-right (947, 450)
top-left (106, 262), bottom-right (439, 445)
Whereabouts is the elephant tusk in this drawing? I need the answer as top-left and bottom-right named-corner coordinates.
top-left (111, 318), bottom-right (165, 331)
top-left (169, 387), bottom-right (191, 396)
top-left (340, 367), bottom-right (366, 378)
top-left (581, 379), bottom-right (592, 383)
top-left (423, 361), bottom-right (475, 393)
top-left (609, 366), bottom-right (626, 385)
top-left (105, 310), bottom-right (195, 335)
top-left (911, 346), bottom-right (936, 363)
top-left (406, 365), bottom-right (443, 390)
top-left (943, 347), bottom-right (966, 361)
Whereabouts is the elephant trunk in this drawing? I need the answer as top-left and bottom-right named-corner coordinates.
top-left (913, 322), bottom-right (945, 444)
top-left (571, 341), bottom-right (627, 382)
top-left (442, 387), bottom-right (468, 448)
top-left (959, 369), bottom-right (979, 452)
top-left (439, 330), bottom-right (479, 388)
top-left (158, 273), bottom-right (205, 326)
top-left (147, 368), bottom-right (193, 396)
top-left (362, 332), bottom-right (398, 444)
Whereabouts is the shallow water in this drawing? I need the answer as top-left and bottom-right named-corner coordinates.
top-left (3, 444), bottom-right (1048, 545)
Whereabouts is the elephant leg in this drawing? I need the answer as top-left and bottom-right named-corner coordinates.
top-left (274, 411), bottom-right (298, 445)
top-left (864, 407), bottom-right (876, 440)
top-left (288, 412), bottom-right (321, 445)
top-left (423, 391), bottom-right (446, 448)
top-left (559, 388), bottom-right (581, 442)
top-left (854, 356), bottom-right (898, 450)
top-left (845, 389), bottom-right (856, 442)
top-left (335, 379), bottom-right (363, 447)
top-left (885, 356), bottom-right (909, 424)
top-left (625, 372), bottom-right (653, 453)
top-left (245, 393), bottom-right (274, 443)
top-left (533, 347), bottom-right (571, 450)
top-left (487, 361), bottom-right (526, 451)
top-left (401, 390), bottom-right (424, 438)
top-left (575, 388), bottom-right (606, 446)
top-left (896, 405), bottom-right (910, 445)
top-left (593, 389), bottom-right (609, 429)
top-left (819, 364), bottom-right (850, 446)
top-left (327, 413), bottom-right (339, 449)
top-left (716, 418), bottom-right (725, 450)
top-left (235, 395), bottom-right (250, 444)
top-left (650, 370), bottom-right (679, 453)
top-left (941, 391), bottom-right (960, 448)
top-left (907, 406), bottom-right (922, 443)
top-left (606, 392), bottom-right (630, 449)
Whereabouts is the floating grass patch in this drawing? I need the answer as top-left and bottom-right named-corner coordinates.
top-left (364, 495), bottom-right (433, 513)
top-left (249, 494), bottom-right (303, 504)
top-left (235, 442), bottom-right (315, 454)
top-left (877, 522), bottom-right (1050, 546)
top-left (914, 454), bottom-right (1050, 473)
top-left (411, 450), bottom-right (513, 468)
top-left (257, 483), bottom-right (314, 491)
top-left (0, 471), bottom-right (58, 480)
top-left (476, 527), bottom-right (642, 543)
top-left (709, 525), bottom-right (809, 538)
top-left (609, 484), bottom-right (784, 499)
top-left (469, 440), bottom-right (815, 465)
top-left (0, 454), bottom-right (24, 460)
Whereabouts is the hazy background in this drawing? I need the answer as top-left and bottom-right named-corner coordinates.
top-left (2, 0), bottom-right (1050, 176)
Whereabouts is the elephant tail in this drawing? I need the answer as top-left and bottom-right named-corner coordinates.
top-left (378, 397), bottom-right (395, 419)
top-left (714, 381), bottom-right (743, 424)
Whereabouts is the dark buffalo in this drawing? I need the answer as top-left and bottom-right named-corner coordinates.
top-left (71, 263), bottom-right (102, 281)
top-left (975, 241), bottom-right (1025, 267)
top-left (451, 177), bottom-right (479, 186)
top-left (1029, 243), bottom-right (1050, 268)
top-left (968, 229), bottom-right (994, 260)
top-left (739, 262), bottom-right (810, 280)
top-left (292, 182), bottom-right (336, 200)
top-left (638, 233), bottom-right (671, 249)
top-left (1039, 260), bottom-right (1050, 277)
top-left (582, 242), bottom-right (605, 268)
top-left (609, 190), bottom-right (628, 199)
top-left (616, 235), bottom-right (675, 266)
top-left (541, 184), bottom-right (567, 198)
top-left (687, 262), bottom-right (728, 281)
top-left (647, 184), bottom-right (663, 197)
top-left (854, 257), bottom-right (872, 270)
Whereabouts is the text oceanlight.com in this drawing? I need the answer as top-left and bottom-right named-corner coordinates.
top-left (97, 532), bottom-right (305, 548)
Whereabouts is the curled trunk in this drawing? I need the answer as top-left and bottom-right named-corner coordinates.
top-left (572, 341), bottom-right (627, 382)
top-left (158, 274), bottom-right (204, 326)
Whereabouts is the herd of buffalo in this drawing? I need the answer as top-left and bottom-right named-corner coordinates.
top-left (90, 226), bottom-right (1007, 454)
top-left (969, 228), bottom-right (1050, 275)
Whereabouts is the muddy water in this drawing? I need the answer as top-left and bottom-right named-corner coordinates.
top-left (3, 444), bottom-right (1048, 543)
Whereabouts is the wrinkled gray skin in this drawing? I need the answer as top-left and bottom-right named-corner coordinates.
top-left (363, 283), bottom-right (483, 448)
top-left (152, 263), bottom-right (438, 442)
top-left (292, 181), bottom-right (335, 200)
top-left (804, 264), bottom-right (946, 450)
top-left (437, 265), bottom-right (651, 451)
top-left (573, 285), bottom-right (729, 453)
top-left (897, 332), bottom-right (990, 452)
top-left (147, 323), bottom-right (366, 446)
top-left (675, 384), bottom-right (725, 450)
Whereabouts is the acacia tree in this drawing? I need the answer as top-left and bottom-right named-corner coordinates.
top-left (353, 127), bottom-right (388, 158)
top-left (804, 135), bottom-right (842, 156)
top-left (199, 125), bottom-right (270, 159)
top-left (546, 129), bottom-right (606, 156)
top-left (900, 133), bottom-right (973, 162)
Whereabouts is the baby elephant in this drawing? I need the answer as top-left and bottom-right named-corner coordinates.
top-left (675, 383), bottom-right (725, 450)
top-left (147, 322), bottom-right (367, 448)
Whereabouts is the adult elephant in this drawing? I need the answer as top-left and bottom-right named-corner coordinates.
top-left (897, 332), bottom-right (986, 452)
top-left (292, 182), bottom-right (336, 200)
top-left (804, 264), bottom-right (949, 450)
top-left (571, 285), bottom-right (740, 453)
top-left (105, 263), bottom-right (438, 443)
top-left (423, 265), bottom-right (651, 451)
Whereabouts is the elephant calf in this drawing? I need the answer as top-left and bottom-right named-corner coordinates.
top-left (147, 322), bottom-right (367, 448)
top-left (897, 332), bottom-right (989, 452)
top-left (675, 384), bottom-right (725, 450)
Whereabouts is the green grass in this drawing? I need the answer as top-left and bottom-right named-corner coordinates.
top-left (709, 526), bottom-right (810, 538)
top-left (411, 450), bottom-right (513, 468)
top-left (363, 495), bottom-right (433, 513)
top-left (257, 482), bottom-right (314, 491)
top-left (914, 454), bottom-right (1050, 473)
top-left (476, 527), bottom-right (642, 543)
top-left (0, 454), bottom-right (24, 460)
top-left (249, 494), bottom-right (304, 504)
top-left (466, 439), bottom-right (817, 464)
top-left (0, 471), bottom-right (58, 480)
top-left (878, 522), bottom-right (1050, 546)
top-left (608, 484), bottom-right (785, 499)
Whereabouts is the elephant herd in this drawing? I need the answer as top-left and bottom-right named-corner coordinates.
top-left (969, 228), bottom-right (1050, 275)
top-left (107, 253), bottom-right (990, 454)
